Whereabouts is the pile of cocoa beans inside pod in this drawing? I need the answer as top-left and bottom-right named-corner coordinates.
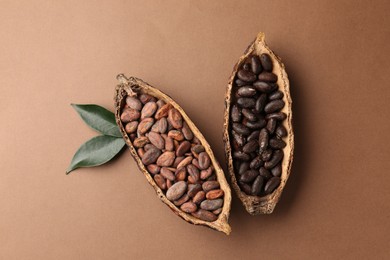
top-left (120, 93), bottom-right (224, 222)
top-left (230, 53), bottom-right (287, 197)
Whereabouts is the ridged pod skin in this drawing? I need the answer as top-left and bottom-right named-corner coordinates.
top-left (115, 75), bottom-right (232, 234)
top-left (223, 32), bottom-right (294, 215)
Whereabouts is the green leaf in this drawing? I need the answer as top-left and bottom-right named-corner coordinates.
top-left (71, 104), bottom-right (122, 137)
top-left (66, 135), bottom-right (126, 174)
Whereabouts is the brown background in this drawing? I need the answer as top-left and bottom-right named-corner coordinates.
top-left (1, 0), bottom-right (390, 259)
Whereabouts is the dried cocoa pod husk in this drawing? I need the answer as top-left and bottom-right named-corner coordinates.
top-left (223, 32), bottom-right (294, 215)
top-left (115, 75), bottom-right (231, 234)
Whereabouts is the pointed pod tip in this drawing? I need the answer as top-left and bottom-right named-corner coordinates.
top-left (256, 32), bottom-right (265, 43)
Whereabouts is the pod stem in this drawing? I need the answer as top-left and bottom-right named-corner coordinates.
top-left (116, 74), bottom-right (139, 97)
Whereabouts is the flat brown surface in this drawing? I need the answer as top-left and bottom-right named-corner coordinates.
top-left (1, 1), bottom-right (389, 259)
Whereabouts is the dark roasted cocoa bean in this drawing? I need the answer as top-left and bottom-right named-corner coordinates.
top-left (266, 118), bottom-right (276, 134)
top-left (258, 72), bottom-right (277, 82)
top-left (241, 108), bottom-right (258, 122)
top-left (200, 199), bottom-right (223, 211)
top-left (141, 101), bottom-right (158, 119)
top-left (235, 79), bottom-right (246, 86)
top-left (271, 163), bottom-right (282, 177)
top-left (260, 53), bottom-right (273, 71)
top-left (142, 148), bottom-right (161, 165)
top-left (168, 108), bottom-right (183, 129)
top-left (232, 123), bottom-right (251, 135)
top-left (251, 55), bottom-right (262, 74)
top-left (148, 132), bottom-right (165, 150)
top-left (182, 122), bottom-right (194, 140)
top-left (250, 156), bottom-right (263, 169)
top-left (247, 130), bottom-right (260, 142)
top-left (237, 97), bottom-right (256, 108)
top-left (237, 69), bottom-right (257, 82)
top-left (192, 209), bottom-right (217, 222)
top-left (261, 149), bottom-right (273, 162)
top-left (230, 105), bottom-right (241, 123)
top-left (120, 108), bottom-right (140, 123)
top-left (243, 63), bottom-right (251, 71)
top-left (253, 81), bottom-right (276, 93)
top-left (232, 131), bottom-right (246, 148)
top-left (238, 162), bottom-right (250, 175)
top-left (275, 124), bottom-right (288, 138)
top-left (239, 181), bottom-right (252, 194)
top-left (206, 189), bottom-right (224, 200)
top-left (198, 152), bottom-right (211, 170)
top-left (268, 90), bottom-right (284, 100)
top-left (251, 176), bottom-right (264, 196)
top-left (266, 112), bottom-right (287, 121)
top-left (264, 177), bottom-right (281, 194)
top-left (138, 118), bottom-right (154, 134)
top-left (166, 181), bottom-right (187, 201)
top-left (176, 141), bottom-right (191, 157)
top-left (242, 140), bottom-right (259, 153)
top-left (173, 194), bottom-right (190, 206)
top-left (264, 150), bottom-right (283, 169)
top-left (156, 151), bottom-right (175, 167)
top-left (240, 169), bottom-right (259, 183)
top-left (202, 181), bottom-right (220, 192)
top-left (269, 138), bottom-right (287, 149)
top-left (126, 96), bottom-right (142, 110)
top-left (244, 119), bottom-right (266, 129)
top-left (160, 167), bottom-right (175, 181)
top-left (259, 167), bottom-right (272, 180)
top-left (233, 151), bottom-right (251, 161)
top-left (147, 164), bottom-right (160, 175)
top-left (237, 86), bottom-right (257, 97)
top-left (264, 100), bottom-right (285, 113)
top-left (181, 202), bottom-right (197, 213)
top-left (258, 128), bottom-right (269, 153)
top-left (255, 94), bottom-right (267, 113)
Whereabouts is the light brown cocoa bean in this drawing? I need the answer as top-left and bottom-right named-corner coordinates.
top-left (156, 151), bottom-right (175, 167)
top-left (168, 108), bottom-right (183, 129)
top-left (206, 189), bottom-right (224, 200)
top-left (166, 181), bottom-right (187, 201)
top-left (141, 101), bottom-right (158, 119)
top-left (147, 132), bottom-right (165, 150)
top-left (180, 202), bottom-right (197, 213)
top-left (154, 174), bottom-right (166, 190)
top-left (192, 209), bottom-right (217, 222)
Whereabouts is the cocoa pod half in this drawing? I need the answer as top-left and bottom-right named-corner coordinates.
top-left (115, 75), bottom-right (231, 234)
top-left (223, 32), bottom-right (294, 215)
